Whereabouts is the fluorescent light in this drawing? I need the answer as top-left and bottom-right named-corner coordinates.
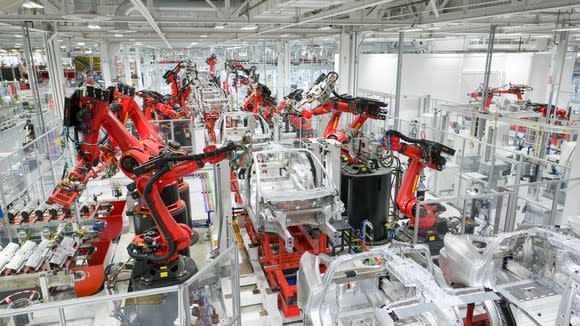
top-left (77, 42), bottom-right (85, 46)
top-left (88, 24), bottom-right (101, 29)
top-left (403, 28), bottom-right (423, 32)
top-left (0, 49), bottom-right (6, 53)
top-left (553, 27), bottom-right (580, 32)
top-left (14, 34), bottom-right (23, 38)
top-left (280, 34), bottom-right (289, 37)
top-left (22, 0), bottom-right (44, 9)
top-left (60, 45), bottom-right (66, 49)
top-left (135, 42), bottom-right (143, 45)
top-left (318, 26), bottom-right (332, 31)
top-left (215, 25), bottom-right (225, 29)
top-left (114, 34), bottom-right (123, 38)
top-left (200, 35), bottom-right (208, 38)
top-left (190, 42), bottom-right (198, 45)
top-left (240, 24), bottom-right (258, 31)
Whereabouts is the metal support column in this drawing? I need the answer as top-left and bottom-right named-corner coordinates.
top-left (546, 30), bottom-right (570, 125)
top-left (338, 28), bottom-right (356, 95)
top-left (394, 31), bottom-right (404, 131)
top-left (135, 47), bottom-right (143, 90)
top-left (44, 30), bottom-right (66, 120)
top-left (100, 41), bottom-right (113, 85)
top-left (123, 44), bottom-right (132, 85)
top-left (536, 29), bottom-right (570, 192)
top-left (477, 25), bottom-right (496, 139)
top-left (276, 41), bottom-right (291, 101)
top-left (214, 161), bottom-right (232, 252)
top-left (22, 21), bottom-right (46, 134)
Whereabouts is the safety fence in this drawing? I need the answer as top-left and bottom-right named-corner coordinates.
top-left (0, 224), bottom-right (241, 326)
top-left (0, 126), bottom-right (66, 216)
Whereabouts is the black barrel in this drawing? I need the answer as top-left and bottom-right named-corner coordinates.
top-left (178, 181), bottom-right (192, 226)
top-left (342, 166), bottom-right (391, 242)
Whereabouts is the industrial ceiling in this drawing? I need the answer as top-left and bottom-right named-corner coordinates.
top-left (0, 0), bottom-right (579, 50)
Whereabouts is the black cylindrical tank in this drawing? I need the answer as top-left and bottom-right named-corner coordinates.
top-left (178, 181), bottom-right (192, 225)
top-left (160, 183), bottom-right (180, 205)
top-left (340, 170), bottom-right (349, 214)
top-left (342, 166), bottom-right (391, 242)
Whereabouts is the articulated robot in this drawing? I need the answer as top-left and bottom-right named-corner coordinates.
top-left (525, 101), bottom-right (569, 120)
top-left (138, 60), bottom-right (194, 120)
top-left (50, 85), bottom-right (237, 289)
top-left (281, 71), bottom-right (387, 144)
top-left (206, 54), bottom-right (219, 85)
top-left (136, 90), bottom-right (184, 120)
top-left (469, 83), bottom-right (532, 109)
top-left (225, 60), bottom-right (279, 123)
top-left (383, 130), bottom-right (455, 229)
top-left (302, 93), bottom-right (388, 144)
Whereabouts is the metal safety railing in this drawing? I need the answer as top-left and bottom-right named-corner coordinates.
top-left (0, 223), bottom-right (241, 326)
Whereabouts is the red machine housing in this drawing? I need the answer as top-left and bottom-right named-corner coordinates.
top-left (302, 95), bottom-right (387, 144)
top-left (384, 130), bottom-right (455, 229)
top-left (55, 86), bottom-right (235, 265)
top-left (469, 84), bottom-right (531, 110)
top-left (206, 54), bottom-right (218, 79)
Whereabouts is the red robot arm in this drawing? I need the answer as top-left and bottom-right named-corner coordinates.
top-left (56, 86), bottom-right (237, 264)
top-left (163, 61), bottom-right (185, 98)
top-left (302, 97), bottom-right (387, 143)
top-left (49, 87), bottom-right (146, 208)
top-left (128, 143), bottom-right (236, 262)
top-left (206, 54), bottom-right (218, 78)
top-left (384, 130), bottom-right (455, 229)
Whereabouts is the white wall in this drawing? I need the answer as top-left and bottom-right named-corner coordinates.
top-left (357, 51), bottom-right (573, 117)
top-left (357, 53), bottom-right (397, 94)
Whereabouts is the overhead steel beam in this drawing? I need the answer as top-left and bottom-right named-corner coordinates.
top-left (231, 0), bottom-right (399, 41)
top-left (428, 0), bottom-right (439, 18)
top-left (204, 0), bottom-right (218, 10)
top-left (128, 0), bottom-right (171, 48)
top-left (408, 0), bottom-right (580, 24)
top-left (232, 0), bottom-right (248, 16)
top-left (0, 15), bottom-right (406, 25)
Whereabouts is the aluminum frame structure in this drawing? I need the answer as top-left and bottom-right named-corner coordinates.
top-left (439, 226), bottom-right (580, 325)
top-left (297, 243), bottom-right (499, 326)
top-left (215, 111), bottom-right (271, 145)
top-left (240, 145), bottom-right (344, 253)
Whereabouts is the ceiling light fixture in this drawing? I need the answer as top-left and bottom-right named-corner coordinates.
top-left (22, 0), bottom-right (44, 9)
top-left (14, 34), bottom-right (23, 38)
top-left (240, 1), bottom-right (257, 31)
top-left (318, 26), bottom-right (332, 31)
top-left (77, 42), bottom-right (85, 46)
top-left (553, 26), bottom-right (580, 32)
top-left (200, 34), bottom-right (208, 38)
top-left (191, 42), bottom-right (198, 45)
top-left (60, 45), bottom-right (66, 49)
top-left (280, 34), bottom-right (289, 37)
top-left (215, 25), bottom-right (225, 29)
top-left (115, 34), bottom-right (123, 38)
top-left (88, 24), bottom-right (101, 29)
top-left (241, 24), bottom-right (258, 31)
